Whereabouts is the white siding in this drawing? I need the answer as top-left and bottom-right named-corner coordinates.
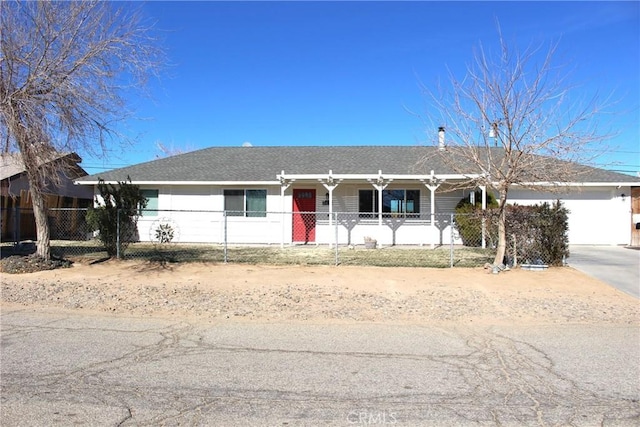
top-left (125, 183), bottom-right (632, 246)
top-left (136, 185), bottom-right (286, 244)
top-left (137, 186), bottom-right (219, 243)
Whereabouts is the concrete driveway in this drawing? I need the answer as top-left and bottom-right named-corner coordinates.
top-left (568, 245), bottom-right (640, 298)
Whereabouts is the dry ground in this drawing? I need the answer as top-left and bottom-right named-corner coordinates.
top-left (1, 260), bottom-right (638, 326)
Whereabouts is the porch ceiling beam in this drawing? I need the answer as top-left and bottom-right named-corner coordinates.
top-left (317, 169), bottom-right (343, 187)
top-left (81, 173), bottom-right (483, 186)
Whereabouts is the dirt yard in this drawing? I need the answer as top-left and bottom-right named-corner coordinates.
top-left (1, 260), bottom-right (638, 325)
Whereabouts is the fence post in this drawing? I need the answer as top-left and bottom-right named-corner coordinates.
top-left (281, 210), bottom-right (285, 249)
top-left (13, 206), bottom-right (19, 244)
top-left (334, 212), bottom-right (339, 266)
top-left (116, 209), bottom-right (121, 259)
top-left (223, 211), bottom-right (228, 263)
top-left (450, 213), bottom-right (454, 268)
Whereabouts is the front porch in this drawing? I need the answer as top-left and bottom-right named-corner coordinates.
top-left (276, 169), bottom-right (489, 248)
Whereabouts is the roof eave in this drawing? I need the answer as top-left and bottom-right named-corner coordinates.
top-left (510, 181), bottom-right (640, 187)
top-left (75, 180), bottom-right (283, 186)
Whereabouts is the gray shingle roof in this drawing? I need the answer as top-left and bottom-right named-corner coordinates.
top-left (76, 146), bottom-right (640, 184)
top-left (2, 152), bottom-right (85, 181)
top-left (0, 153), bottom-right (26, 181)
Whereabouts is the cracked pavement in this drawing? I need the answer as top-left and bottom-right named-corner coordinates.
top-left (1, 308), bottom-right (638, 426)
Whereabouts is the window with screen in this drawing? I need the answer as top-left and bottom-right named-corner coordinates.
top-left (224, 189), bottom-right (267, 217)
top-left (359, 189), bottom-right (420, 218)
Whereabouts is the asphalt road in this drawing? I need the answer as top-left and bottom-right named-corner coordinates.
top-left (568, 245), bottom-right (640, 299)
top-left (1, 308), bottom-right (638, 426)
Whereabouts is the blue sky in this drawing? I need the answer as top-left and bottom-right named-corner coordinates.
top-left (84, 1), bottom-right (639, 176)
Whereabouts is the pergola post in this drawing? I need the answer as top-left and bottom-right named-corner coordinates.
top-left (368, 170), bottom-right (391, 245)
top-left (427, 184), bottom-right (440, 248)
top-left (279, 171), bottom-right (293, 248)
top-left (320, 170), bottom-right (341, 247)
top-left (421, 170), bottom-right (442, 249)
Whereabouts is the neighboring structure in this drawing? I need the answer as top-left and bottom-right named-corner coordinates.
top-left (75, 146), bottom-right (640, 247)
top-left (1, 152), bottom-right (94, 241)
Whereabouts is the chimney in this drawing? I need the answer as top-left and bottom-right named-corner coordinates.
top-left (438, 126), bottom-right (445, 150)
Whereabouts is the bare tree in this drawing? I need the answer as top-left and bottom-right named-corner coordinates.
top-left (422, 29), bottom-right (611, 267)
top-left (0, 1), bottom-right (164, 259)
top-left (154, 140), bottom-right (196, 159)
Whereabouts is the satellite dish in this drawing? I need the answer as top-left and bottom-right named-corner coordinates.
top-left (242, 141), bottom-right (253, 147)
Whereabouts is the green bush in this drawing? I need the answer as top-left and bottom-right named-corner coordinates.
top-left (506, 201), bottom-right (569, 266)
top-left (86, 178), bottom-right (147, 258)
top-left (454, 192), bottom-right (569, 266)
top-left (454, 190), bottom-right (498, 247)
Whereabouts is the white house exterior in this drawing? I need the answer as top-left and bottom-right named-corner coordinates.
top-left (75, 146), bottom-right (640, 247)
top-left (508, 186), bottom-right (633, 245)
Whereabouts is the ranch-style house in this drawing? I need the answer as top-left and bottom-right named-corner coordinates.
top-left (75, 145), bottom-right (640, 247)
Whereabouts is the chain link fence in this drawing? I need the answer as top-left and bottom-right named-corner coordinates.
top-left (1, 207), bottom-right (568, 268)
top-left (459, 203), bottom-right (570, 267)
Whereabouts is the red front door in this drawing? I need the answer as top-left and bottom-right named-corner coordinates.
top-left (292, 189), bottom-right (316, 243)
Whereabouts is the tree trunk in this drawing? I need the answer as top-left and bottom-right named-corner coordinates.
top-left (12, 114), bottom-right (53, 261)
top-left (493, 191), bottom-right (508, 267)
top-left (30, 186), bottom-right (51, 260)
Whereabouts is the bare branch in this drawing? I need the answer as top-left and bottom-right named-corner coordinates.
top-left (0, 0), bottom-right (166, 259)
top-left (418, 26), bottom-right (613, 267)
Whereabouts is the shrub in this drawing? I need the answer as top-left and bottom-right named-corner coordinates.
top-left (533, 200), bottom-right (569, 266)
top-left (505, 201), bottom-right (569, 266)
top-left (454, 190), bottom-right (498, 247)
top-left (455, 192), bottom-right (569, 266)
top-left (86, 178), bottom-right (147, 258)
